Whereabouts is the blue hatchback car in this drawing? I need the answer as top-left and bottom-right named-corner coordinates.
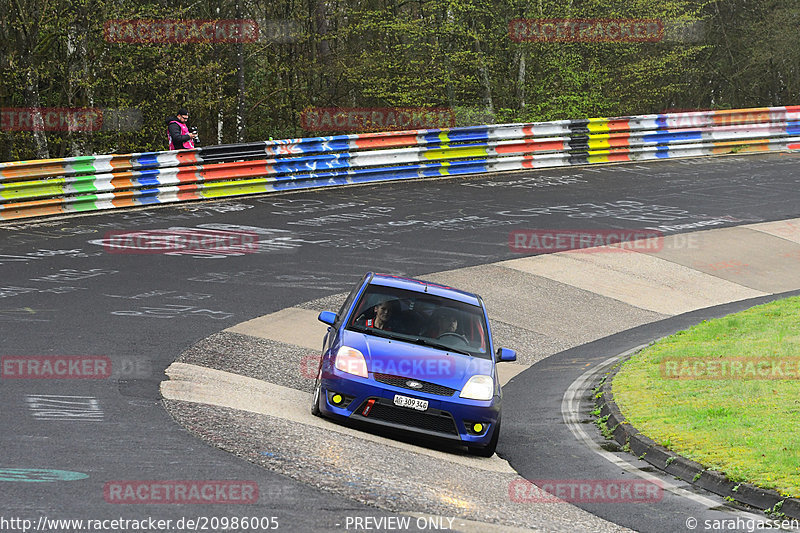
top-left (311, 272), bottom-right (516, 456)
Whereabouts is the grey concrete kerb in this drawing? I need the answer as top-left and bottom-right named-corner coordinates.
top-left (596, 351), bottom-right (800, 520)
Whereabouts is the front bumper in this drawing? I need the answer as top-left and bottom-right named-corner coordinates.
top-left (319, 371), bottom-right (500, 446)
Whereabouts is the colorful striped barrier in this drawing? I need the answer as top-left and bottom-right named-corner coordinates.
top-left (1, 106), bottom-right (799, 221)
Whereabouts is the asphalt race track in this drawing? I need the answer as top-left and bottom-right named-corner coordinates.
top-left (2, 152), bottom-right (800, 532)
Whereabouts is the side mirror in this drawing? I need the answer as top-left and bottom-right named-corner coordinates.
top-left (496, 347), bottom-right (516, 362)
top-left (317, 311), bottom-right (337, 326)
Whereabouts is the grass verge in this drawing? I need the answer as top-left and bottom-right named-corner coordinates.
top-left (612, 295), bottom-right (800, 497)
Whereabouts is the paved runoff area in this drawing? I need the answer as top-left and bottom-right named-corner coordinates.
top-left (162, 217), bottom-right (800, 532)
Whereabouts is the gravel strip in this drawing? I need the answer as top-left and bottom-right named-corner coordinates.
top-left (164, 399), bottom-right (631, 533)
top-left (177, 331), bottom-right (318, 393)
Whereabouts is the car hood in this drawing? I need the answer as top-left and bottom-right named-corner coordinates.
top-left (341, 329), bottom-right (493, 390)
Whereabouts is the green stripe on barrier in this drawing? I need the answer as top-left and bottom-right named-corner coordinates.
top-left (68, 157), bottom-right (99, 175)
top-left (69, 194), bottom-right (100, 212)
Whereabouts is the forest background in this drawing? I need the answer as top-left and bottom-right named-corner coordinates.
top-left (1, 0), bottom-right (797, 162)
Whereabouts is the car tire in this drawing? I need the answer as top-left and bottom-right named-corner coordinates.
top-left (311, 370), bottom-right (322, 417)
top-left (469, 417), bottom-right (500, 457)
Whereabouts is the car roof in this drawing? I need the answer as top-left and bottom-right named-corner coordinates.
top-left (368, 273), bottom-right (482, 306)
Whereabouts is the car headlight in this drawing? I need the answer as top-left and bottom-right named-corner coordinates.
top-left (459, 375), bottom-right (494, 401)
top-left (334, 346), bottom-right (368, 378)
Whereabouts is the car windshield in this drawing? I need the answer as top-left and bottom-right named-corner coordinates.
top-left (346, 283), bottom-right (490, 358)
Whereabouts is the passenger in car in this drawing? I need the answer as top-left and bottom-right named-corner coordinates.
top-left (423, 308), bottom-right (459, 338)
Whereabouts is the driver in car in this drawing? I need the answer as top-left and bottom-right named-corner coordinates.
top-left (360, 299), bottom-right (400, 331)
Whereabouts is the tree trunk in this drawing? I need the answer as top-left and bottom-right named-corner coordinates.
top-left (26, 70), bottom-right (49, 159)
top-left (236, 0), bottom-right (246, 142)
top-left (516, 49), bottom-right (526, 110)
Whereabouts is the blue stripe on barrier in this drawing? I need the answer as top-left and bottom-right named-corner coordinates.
top-left (445, 162), bottom-right (491, 175)
top-left (273, 175), bottom-right (350, 191)
top-left (271, 153), bottom-right (353, 173)
top-left (134, 170), bottom-right (163, 187)
top-left (134, 153), bottom-right (162, 169)
top-left (286, 139), bottom-right (353, 154)
top-left (643, 131), bottom-right (704, 143)
top-left (135, 188), bottom-right (162, 204)
top-left (269, 158), bottom-right (495, 185)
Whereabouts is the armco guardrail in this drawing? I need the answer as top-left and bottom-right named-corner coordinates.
top-left (1, 106), bottom-right (799, 221)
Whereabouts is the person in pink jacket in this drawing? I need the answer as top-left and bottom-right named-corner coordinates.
top-left (165, 108), bottom-right (197, 150)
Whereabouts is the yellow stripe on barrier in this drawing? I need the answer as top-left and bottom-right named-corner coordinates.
top-left (0, 180), bottom-right (66, 200)
top-left (199, 178), bottom-right (273, 198)
top-left (423, 146), bottom-right (489, 160)
top-left (588, 137), bottom-right (612, 150)
top-left (587, 120), bottom-right (610, 133)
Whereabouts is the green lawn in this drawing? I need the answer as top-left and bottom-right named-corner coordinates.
top-left (612, 296), bottom-right (800, 497)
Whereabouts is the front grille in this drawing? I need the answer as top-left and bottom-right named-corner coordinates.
top-left (355, 399), bottom-right (459, 435)
top-left (373, 373), bottom-right (456, 397)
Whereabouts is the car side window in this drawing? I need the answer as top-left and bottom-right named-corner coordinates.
top-left (335, 275), bottom-right (367, 326)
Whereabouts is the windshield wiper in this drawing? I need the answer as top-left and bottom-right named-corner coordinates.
top-left (412, 337), bottom-right (472, 356)
top-left (349, 324), bottom-right (397, 340)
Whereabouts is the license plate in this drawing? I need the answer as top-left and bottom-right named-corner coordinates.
top-left (393, 394), bottom-right (428, 411)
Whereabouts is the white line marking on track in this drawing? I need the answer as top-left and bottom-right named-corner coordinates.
top-left (561, 346), bottom-right (770, 519)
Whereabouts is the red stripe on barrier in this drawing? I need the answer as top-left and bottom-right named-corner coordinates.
top-left (0, 198), bottom-right (66, 219)
top-left (111, 196), bottom-right (137, 208)
top-left (0, 162), bottom-right (68, 180)
top-left (195, 161), bottom-right (272, 182)
top-left (176, 186), bottom-right (202, 201)
top-left (495, 139), bottom-right (566, 154)
top-left (174, 167), bottom-right (204, 183)
top-left (605, 119), bottom-right (631, 132)
top-left (607, 134), bottom-right (632, 147)
top-left (353, 134), bottom-right (420, 149)
top-left (175, 151), bottom-right (203, 165)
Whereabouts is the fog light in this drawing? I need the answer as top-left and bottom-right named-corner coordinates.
top-left (473, 423), bottom-right (484, 433)
top-left (332, 394), bottom-right (343, 405)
